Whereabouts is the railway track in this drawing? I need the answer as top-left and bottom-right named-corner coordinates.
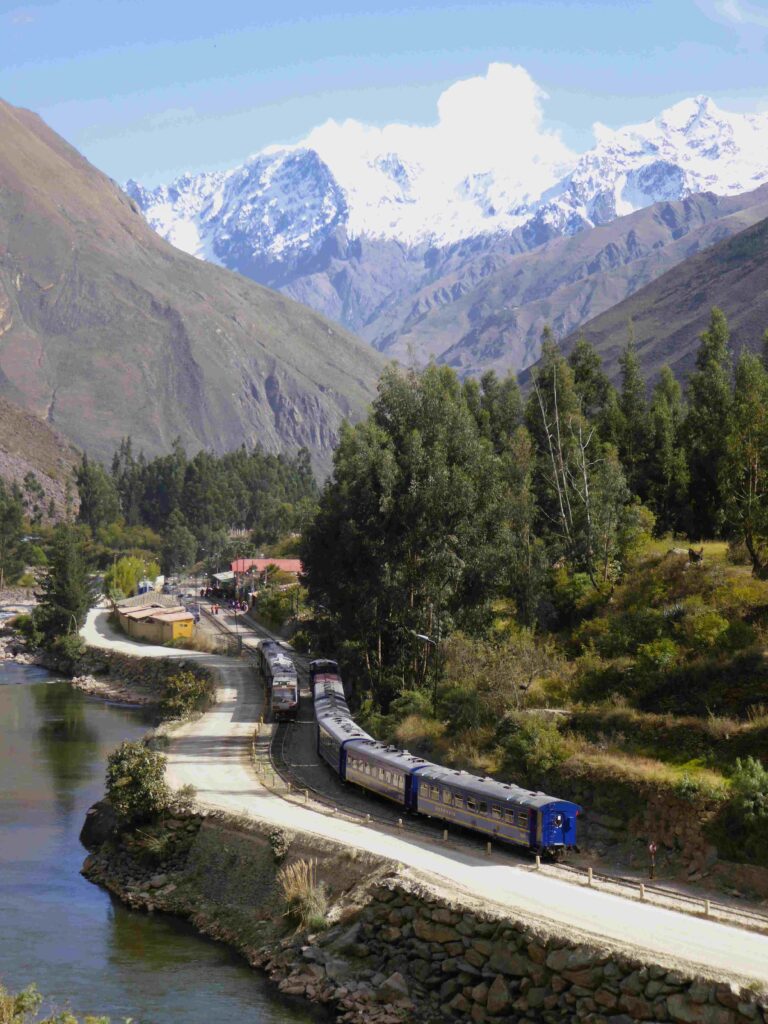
top-left (205, 607), bottom-right (768, 936)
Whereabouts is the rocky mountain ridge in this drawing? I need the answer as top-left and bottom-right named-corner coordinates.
top-left (0, 98), bottom-right (383, 474)
top-left (127, 86), bottom-right (768, 374)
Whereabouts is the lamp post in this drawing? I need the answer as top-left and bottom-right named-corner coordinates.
top-left (409, 629), bottom-right (439, 713)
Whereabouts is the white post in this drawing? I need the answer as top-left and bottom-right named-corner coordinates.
top-left (366, 813), bottom-right (371, 823)
top-left (485, 842), bottom-right (491, 858)
top-left (442, 829), bottom-right (448, 842)
top-left (588, 867), bottom-right (593, 887)
top-left (397, 818), bottom-right (404, 830)
top-left (535, 855), bottom-right (541, 871)
top-left (705, 899), bottom-right (711, 917)
top-left (640, 883), bottom-right (646, 901)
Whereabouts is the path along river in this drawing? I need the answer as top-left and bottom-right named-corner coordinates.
top-left (0, 661), bottom-right (323, 1024)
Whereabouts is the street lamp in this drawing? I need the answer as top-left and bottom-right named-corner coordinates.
top-left (409, 629), bottom-right (439, 713)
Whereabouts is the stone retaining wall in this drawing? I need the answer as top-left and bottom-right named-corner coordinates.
top-left (267, 877), bottom-right (768, 1024)
top-left (81, 807), bottom-right (767, 1024)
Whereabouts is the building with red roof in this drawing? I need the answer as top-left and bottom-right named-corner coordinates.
top-left (230, 558), bottom-right (303, 577)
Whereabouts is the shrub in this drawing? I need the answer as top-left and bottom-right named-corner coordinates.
top-left (106, 741), bottom-right (170, 825)
top-left (711, 756), bottom-right (768, 865)
top-left (13, 613), bottom-right (43, 648)
top-left (276, 858), bottom-right (328, 930)
top-left (393, 714), bottom-right (447, 755)
top-left (636, 638), bottom-right (679, 674)
top-left (160, 669), bottom-right (213, 719)
top-left (498, 713), bottom-right (571, 779)
top-left (52, 632), bottom-right (86, 662)
top-left (17, 572), bottom-right (36, 588)
top-left (683, 608), bottom-right (729, 652)
top-left (170, 783), bottom-right (197, 816)
top-left (0, 982), bottom-right (110, 1024)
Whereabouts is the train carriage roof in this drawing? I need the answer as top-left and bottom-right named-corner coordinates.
top-left (418, 765), bottom-right (579, 811)
top-left (317, 709), bottom-right (373, 745)
top-left (344, 740), bottom-right (435, 775)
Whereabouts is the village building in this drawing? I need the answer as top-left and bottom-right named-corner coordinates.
top-left (115, 592), bottom-right (195, 644)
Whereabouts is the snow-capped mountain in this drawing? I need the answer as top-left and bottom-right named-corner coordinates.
top-left (126, 67), bottom-right (768, 373)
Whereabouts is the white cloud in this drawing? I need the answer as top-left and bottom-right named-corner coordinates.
top-left (294, 63), bottom-right (575, 241)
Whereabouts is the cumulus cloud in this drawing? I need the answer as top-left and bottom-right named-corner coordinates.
top-left (297, 64), bottom-right (575, 238)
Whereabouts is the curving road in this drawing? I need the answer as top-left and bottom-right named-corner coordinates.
top-left (81, 608), bottom-right (768, 988)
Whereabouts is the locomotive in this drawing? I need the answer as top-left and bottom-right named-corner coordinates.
top-left (308, 659), bottom-right (580, 859)
top-left (259, 639), bottom-right (299, 720)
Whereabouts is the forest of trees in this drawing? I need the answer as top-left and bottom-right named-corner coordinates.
top-left (75, 441), bottom-right (318, 573)
top-left (302, 308), bottom-right (768, 705)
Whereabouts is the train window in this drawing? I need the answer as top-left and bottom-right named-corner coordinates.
top-left (491, 805), bottom-right (502, 820)
top-left (478, 801), bottom-right (487, 814)
top-left (504, 810), bottom-right (515, 824)
top-left (429, 785), bottom-right (439, 800)
top-left (442, 790), bottom-right (452, 805)
top-left (453, 795), bottom-right (464, 809)
top-left (466, 798), bottom-right (476, 812)
top-left (518, 812), bottom-right (529, 827)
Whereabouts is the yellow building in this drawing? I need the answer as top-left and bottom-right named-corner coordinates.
top-left (118, 604), bottom-right (195, 644)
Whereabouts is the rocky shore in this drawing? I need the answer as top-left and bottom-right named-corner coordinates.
top-left (80, 804), bottom-right (768, 1024)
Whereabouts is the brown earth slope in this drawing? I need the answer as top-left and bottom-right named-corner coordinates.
top-left (365, 185), bottom-right (768, 377)
top-left (565, 215), bottom-right (768, 385)
top-left (0, 100), bottom-right (384, 474)
top-left (0, 394), bottom-right (79, 518)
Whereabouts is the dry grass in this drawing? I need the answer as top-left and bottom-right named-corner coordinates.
top-left (276, 858), bottom-right (328, 931)
top-left (568, 743), bottom-right (729, 799)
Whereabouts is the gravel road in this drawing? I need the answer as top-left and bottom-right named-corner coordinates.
top-left (81, 607), bottom-right (768, 987)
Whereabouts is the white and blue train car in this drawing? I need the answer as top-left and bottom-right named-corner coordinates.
top-left (413, 765), bottom-right (580, 857)
top-left (315, 680), bottom-right (374, 775)
top-left (342, 741), bottom-right (432, 807)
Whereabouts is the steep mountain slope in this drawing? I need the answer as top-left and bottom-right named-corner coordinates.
top-left (565, 215), bottom-right (768, 384)
top-left (377, 185), bottom-right (768, 376)
top-left (0, 394), bottom-right (79, 519)
top-left (128, 79), bottom-right (768, 374)
top-left (0, 99), bottom-right (383, 474)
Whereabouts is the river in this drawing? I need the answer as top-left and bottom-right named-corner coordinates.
top-left (0, 662), bottom-right (323, 1024)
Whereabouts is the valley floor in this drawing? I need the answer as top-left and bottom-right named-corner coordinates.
top-left (80, 607), bottom-right (768, 989)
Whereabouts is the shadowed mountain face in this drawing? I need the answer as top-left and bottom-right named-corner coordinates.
top-left (562, 215), bottom-right (768, 385)
top-left (0, 100), bottom-right (384, 475)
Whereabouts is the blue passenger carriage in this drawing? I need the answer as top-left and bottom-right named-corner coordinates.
top-left (342, 741), bottom-right (432, 807)
top-left (315, 680), bottom-right (374, 775)
top-left (414, 766), bottom-right (580, 858)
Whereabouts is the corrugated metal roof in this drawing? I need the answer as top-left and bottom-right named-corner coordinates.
top-left (121, 604), bottom-right (186, 620)
top-left (150, 611), bottom-right (194, 623)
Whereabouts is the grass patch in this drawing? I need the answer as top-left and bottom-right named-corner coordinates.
top-left (276, 858), bottom-right (328, 931)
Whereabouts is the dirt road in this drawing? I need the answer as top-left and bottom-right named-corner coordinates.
top-left (81, 608), bottom-right (768, 987)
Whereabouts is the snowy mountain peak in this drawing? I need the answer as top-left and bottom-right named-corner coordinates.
top-left (128, 65), bottom-right (768, 274)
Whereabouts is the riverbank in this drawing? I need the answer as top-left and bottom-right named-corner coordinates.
top-left (81, 805), bottom-right (768, 1024)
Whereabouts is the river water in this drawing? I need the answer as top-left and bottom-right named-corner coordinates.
top-left (0, 662), bottom-right (322, 1024)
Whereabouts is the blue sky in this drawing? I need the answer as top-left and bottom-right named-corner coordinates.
top-left (2, 0), bottom-right (768, 185)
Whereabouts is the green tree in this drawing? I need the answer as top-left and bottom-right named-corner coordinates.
top-left (34, 524), bottom-right (93, 644)
top-left (722, 351), bottom-right (768, 576)
top-left (104, 555), bottom-right (160, 599)
top-left (105, 740), bottom-right (170, 824)
top-left (75, 454), bottom-right (120, 535)
top-left (618, 336), bottom-right (648, 495)
top-left (0, 479), bottom-right (25, 586)
top-left (160, 509), bottom-right (198, 574)
top-left (568, 335), bottom-right (614, 426)
top-left (22, 471), bottom-right (46, 525)
top-left (303, 364), bottom-right (503, 700)
top-left (684, 307), bottom-right (733, 538)
top-left (646, 366), bottom-right (688, 534)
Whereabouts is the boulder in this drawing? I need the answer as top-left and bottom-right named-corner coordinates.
top-left (79, 799), bottom-right (119, 850)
